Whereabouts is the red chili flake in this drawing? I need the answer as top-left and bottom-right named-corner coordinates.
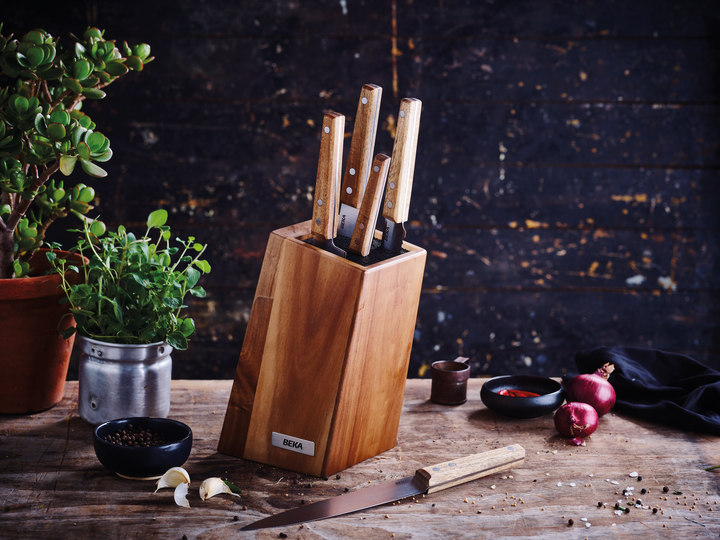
top-left (497, 389), bottom-right (541, 397)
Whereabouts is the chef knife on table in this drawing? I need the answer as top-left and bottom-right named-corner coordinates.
top-left (348, 153), bottom-right (391, 257)
top-left (337, 84), bottom-right (382, 238)
top-left (241, 444), bottom-right (525, 531)
top-left (311, 111), bottom-right (346, 257)
top-left (377, 97), bottom-right (422, 253)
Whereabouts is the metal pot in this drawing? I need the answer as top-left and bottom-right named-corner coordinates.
top-left (78, 336), bottom-right (173, 425)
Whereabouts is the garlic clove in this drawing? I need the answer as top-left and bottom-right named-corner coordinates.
top-left (155, 466), bottom-right (191, 493)
top-left (174, 482), bottom-right (191, 508)
top-left (199, 477), bottom-right (241, 501)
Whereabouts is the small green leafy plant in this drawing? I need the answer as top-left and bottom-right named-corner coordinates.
top-left (48, 209), bottom-right (210, 350)
top-left (0, 24), bottom-right (153, 279)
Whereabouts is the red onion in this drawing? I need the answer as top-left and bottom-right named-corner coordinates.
top-left (554, 402), bottom-right (599, 438)
top-left (564, 363), bottom-right (616, 416)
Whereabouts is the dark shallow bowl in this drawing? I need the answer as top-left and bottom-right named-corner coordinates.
top-left (480, 375), bottom-right (564, 419)
top-left (93, 417), bottom-right (193, 479)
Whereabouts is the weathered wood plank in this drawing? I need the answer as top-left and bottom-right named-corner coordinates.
top-left (410, 289), bottom-right (719, 377)
top-left (398, 0), bottom-right (720, 38)
top-left (84, 99), bottom-right (720, 168)
top-left (413, 227), bottom-right (720, 290)
top-left (2, 380), bottom-right (720, 539)
top-left (81, 35), bottom-right (719, 104)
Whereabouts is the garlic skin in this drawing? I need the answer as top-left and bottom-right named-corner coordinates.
top-left (174, 482), bottom-right (191, 508)
top-left (155, 466), bottom-right (191, 493)
top-left (199, 477), bottom-right (240, 501)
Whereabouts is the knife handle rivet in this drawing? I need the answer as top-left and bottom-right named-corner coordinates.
top-left (315, 218), bottom-right (322, 226)
top-left (361, 97), bottom-right (368, 105)
top-left (349, 168), bottom-right (356, 176)
top-left (449, 463), bottom-right (456, 467)
top-left (354, 238), bottom-right (361, 244)
top-left (374, 165), bottom-right (380, 173)
top-left (317, 199), bottom-right (323, 206)
top-left (400, 110), bottom-right (406, 118)
top-left (324, 126), bottom-right (330, 133)
top-left (346, 187), bottom-right (353, 195)
top-left (387, 201), bottom-right (393, 209)
top-left (390, 182), bottom-right (396, 190)
top-left (358, 223), bottom-right (365, 230)
top-left (433, 467), bottom-right (440, 471)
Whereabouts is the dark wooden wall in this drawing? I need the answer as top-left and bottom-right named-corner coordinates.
top-left (4, 1), bottom-right (719, 380)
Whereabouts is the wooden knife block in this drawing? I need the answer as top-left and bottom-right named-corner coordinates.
top-left (218, 220), bottom-right (426, 476)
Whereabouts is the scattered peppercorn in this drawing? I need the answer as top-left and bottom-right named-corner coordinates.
top-left (641, 488), bottom-right (647, 494)
top-left (300, 500), bottom-right (305, 505)
top-left (624, 507), bottom-right (630, 514)
top-left (568, 519), bottom-right (574, 526)
top-left (233, 515), bottom-right (239, 521)
top-left (637, 476), bottom-right (642, 481)
top-left (102, 424), bottom-right (170, 447)
top-left (278, 534), bottom-right (288, 539)
top-left (323, 476), bottom-right (329, 481)
top-left (344, 487), bottom-right (349, 492)
top-left (653, 508), bottom-right (658, 514)
top-left (597, 502), bottom-right (602, 507)
top-left (663, 487), bottom-right (669, 493)
top-left (336, 474), bottom-right (341, 480)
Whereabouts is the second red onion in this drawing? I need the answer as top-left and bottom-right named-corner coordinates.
top-left (554, 402), bottom-right (599, 438)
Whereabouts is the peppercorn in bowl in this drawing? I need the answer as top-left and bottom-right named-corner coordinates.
top-left (93, 417), bottom-right (193, 479)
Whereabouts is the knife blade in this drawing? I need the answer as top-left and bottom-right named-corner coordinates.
top-left (377, 97), bottom-right (421, 253)
top-left (348, 153), bottom-right (390, 257)
top-left (337, 84), bottom-right (382, 238)
top-left (311, 111), bottom-right (346, 257)
top-left (241, 444), bottom-right (525, 531)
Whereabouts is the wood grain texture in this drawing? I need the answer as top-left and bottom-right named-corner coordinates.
top-left (340, 84), bottom-right (382, 208)
top-left (416, 444), bottom-right (525, 494)
top-left (349, 153), bottom-right (390, 256)
top-left (383, 98), bottom-right (422, 224)
top-left (220, 221), bottom-right (426, 476)
top-left (311, 112), bottom-right (344, 241)
top-left (3, 379), bottom-right (720, 539)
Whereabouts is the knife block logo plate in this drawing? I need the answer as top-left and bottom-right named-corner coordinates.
top-left (272, 432), bottom-right (316, 457)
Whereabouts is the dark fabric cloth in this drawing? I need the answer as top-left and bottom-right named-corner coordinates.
top-left (574, 346), bottom-right (720, 436)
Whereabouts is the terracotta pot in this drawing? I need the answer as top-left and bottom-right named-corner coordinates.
top-left (0, 249), bottom-right (85, 414)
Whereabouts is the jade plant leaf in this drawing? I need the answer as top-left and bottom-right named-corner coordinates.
top-left (79, 159), bottom-right (107, 178)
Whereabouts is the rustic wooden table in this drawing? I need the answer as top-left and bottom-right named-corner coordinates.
top-left (2, 379), bottom-right (719, 539)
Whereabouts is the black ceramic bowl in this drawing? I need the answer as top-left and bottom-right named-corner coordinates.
top-left (93, 417), bottom-right (193, 479)
top-left (480, 375), bottom-right (564, 419)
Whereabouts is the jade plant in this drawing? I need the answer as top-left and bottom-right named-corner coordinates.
top-left (0, 24), bottom-right (153, 279)
top-left (48, 209), bottom-right (211, 350)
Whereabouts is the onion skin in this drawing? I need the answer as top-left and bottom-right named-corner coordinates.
top-left (554, 402), bottom-right (599, 438)
top-left (565, 363), bottom-right (616, 416)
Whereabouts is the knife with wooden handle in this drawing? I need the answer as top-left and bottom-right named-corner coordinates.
top-left (377, 97), bottom-right (422, 253)
top-left (311, 112), bottom-right (346, 257)
top-left (348, 153), bottom-right (390, 257)
top-left (242, 444), bottom-right (525, 530)
top-left (337, 84), bottom-right (382, 238)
